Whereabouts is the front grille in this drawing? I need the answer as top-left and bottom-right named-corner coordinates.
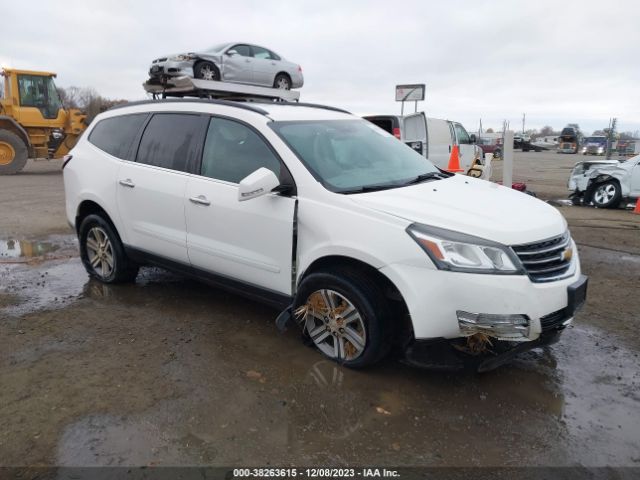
top-left (512, 232), bottom-right (573, 282)
top-left (540, 308), bottom-right (569, 332)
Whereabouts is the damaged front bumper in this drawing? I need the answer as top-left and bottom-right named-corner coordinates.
top-left (404, 275), bottom-right (588, 372)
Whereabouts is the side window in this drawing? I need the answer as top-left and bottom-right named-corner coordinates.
top-left (201, 117), bottom-right (281, 183)
top-left (231, 44), bottom-right (252, 57)
top-left (252, 46), bottom-right (273, 60)
top-left (136, 114), bottom-right (202, 172)
top-left (269, 50), bottom-right (281, 61)
top-left (88, 114), bottom-right (147, 159)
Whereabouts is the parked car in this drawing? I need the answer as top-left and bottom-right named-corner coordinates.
top-left (63, 99), bottom-right (587, 371)
top-left (568, 155), bottom-right (640, 208)
top-left (148, 42), bottom-right (304, 90)
top-left (478, 137), bottom-right (502, 159)
top-left (363, 114), bottom-right (489, 178)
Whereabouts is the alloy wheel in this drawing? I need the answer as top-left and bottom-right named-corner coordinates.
top-left (594, 183), bottom-right (617, 205)
top-left (86, 226), bottom-right (114, 278)
top-left (300, 289), bottom-right (367, 361)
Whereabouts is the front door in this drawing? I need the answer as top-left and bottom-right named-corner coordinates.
top-left (629, 158), bottom-right (640, 197)
top-left (452, 122), bottom-right (475, 172)
top-left (116, 113), bottom-right (204, 264)
top-left (185, 116), bottom-right (296, 295)
top-left (222, 44), bottom-right (254, 84)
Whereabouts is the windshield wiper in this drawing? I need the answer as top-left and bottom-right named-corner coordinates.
top-left (339, 183), bottom-right (404, 194)
top-left (400, 171), bottom-right (448, 186)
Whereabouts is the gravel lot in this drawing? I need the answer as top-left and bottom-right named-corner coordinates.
top-left (1, 152), bottom-right (639, 468)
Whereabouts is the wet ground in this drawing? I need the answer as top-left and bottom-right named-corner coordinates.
top-left (1, 156), bottom-right (639, 468)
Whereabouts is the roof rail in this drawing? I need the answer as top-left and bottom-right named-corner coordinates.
top-left (270, 102), bottom-right (351, 114)
top-left (108, 98), bottom-right (270, 115)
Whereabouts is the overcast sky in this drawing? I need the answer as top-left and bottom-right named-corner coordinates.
top-left (2, 0), bottom-right (639, 134)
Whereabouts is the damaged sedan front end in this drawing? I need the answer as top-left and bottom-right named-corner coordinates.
top-left (568, 155), bottom-right (640, 208)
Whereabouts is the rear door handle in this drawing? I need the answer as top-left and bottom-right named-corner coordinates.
top-left (118, 179), bottom-right (135, 188)
top-left (189, 195), bottom-right (211, 206)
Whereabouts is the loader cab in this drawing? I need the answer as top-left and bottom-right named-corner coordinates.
top-left (16, 73), bottom-right (63, 120)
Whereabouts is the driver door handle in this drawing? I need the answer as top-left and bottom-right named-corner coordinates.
top-left (189, 195), bottom-right (211, 206)
top-left (118, 179), bottom-right (135, 188)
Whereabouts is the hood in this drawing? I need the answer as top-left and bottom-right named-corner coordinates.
top-left (350, 175), bottom-right (567, 246)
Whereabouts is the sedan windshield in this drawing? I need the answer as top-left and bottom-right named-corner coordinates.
top-left (204, 43), bottom-right (231, 53)
top-left (270, 120), bottom-right (443, 193)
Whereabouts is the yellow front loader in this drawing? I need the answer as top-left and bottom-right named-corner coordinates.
top-left (0, 68), bottom-right (86, 174)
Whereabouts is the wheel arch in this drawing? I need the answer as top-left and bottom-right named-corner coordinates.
top-left (0, 116), bottom-right (31, 150)
top-left (75, 199), bottom-right (124, 241)
top-left (297, 254), bottom-right (413, 344)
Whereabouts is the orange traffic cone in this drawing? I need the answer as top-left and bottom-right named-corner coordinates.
top-left (446, 145), bottom-right (464, 173)
top-left (633, 197), bottom-right (640, 214)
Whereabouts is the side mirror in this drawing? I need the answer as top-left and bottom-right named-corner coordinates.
top-left (226, 49), bottom-right (238, 56)
top-left (238, 167), bottom-right (280, 202)
top-left (469, 134), bottom-right (477, 144)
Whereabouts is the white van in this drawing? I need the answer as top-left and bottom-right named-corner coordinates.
top-left (364, 113), bottom-right (490, 178)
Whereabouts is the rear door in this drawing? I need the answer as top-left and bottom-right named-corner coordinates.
top-left (185, 116), bottom-right (296, 295)
top-left (221, 44), bottom-right (254, 84)
top-left (250, 45), bottom-right (279, 87)
top-left (402, 113), bottom-right (428, 157)
top-left (425, 117), bottom-right (454, 169)
top-left (116, 113), bottom-right (205, 264)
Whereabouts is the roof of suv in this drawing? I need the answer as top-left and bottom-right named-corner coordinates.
top-left (107, 99), bottom-right (352, 121)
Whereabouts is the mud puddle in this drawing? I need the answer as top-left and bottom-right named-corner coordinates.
top-left (0, 235), bottom-right (78, 262)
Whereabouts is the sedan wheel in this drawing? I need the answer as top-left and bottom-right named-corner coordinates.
top-left (301, 289), bottom-right (367, 362)
top-left (194, 62), bottom-right (220, 81)
top-left (274, 73), bottom-right (291, 90)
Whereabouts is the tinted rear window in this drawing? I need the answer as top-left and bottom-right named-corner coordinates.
top-left (136, 113), bottom-right (202, 172)
top-left (88, 114), bottom-right (147, 159)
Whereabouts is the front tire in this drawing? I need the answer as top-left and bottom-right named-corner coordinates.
top-left (79, 214), bottom-right (138, 283)
top-left (591, 180), bottom-right (621, 209)
top-left (194, 61), bottom-right (220, 81)
top-left (294, 269), bottom-right (392, 368)
top-left (0, 130), bottom-right (28, 175)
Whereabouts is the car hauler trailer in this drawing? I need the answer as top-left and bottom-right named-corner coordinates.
top-left (143, 76), bottom-right (300, 102)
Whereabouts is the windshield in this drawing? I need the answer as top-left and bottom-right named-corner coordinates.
top-left (205, 43), bottom-right (231, 53)
top-left (585, 137), bottom-right (606, 144)
top-left (270, 119), bottom-right (442, 193)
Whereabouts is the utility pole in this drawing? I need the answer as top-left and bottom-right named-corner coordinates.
top-left (522, 113), bottom-right (526, 134)
top-left (606, 117), bottom-right (617, 159)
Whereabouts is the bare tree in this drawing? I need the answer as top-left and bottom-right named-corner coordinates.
top-left (57, 86), bottom-right (127, 124)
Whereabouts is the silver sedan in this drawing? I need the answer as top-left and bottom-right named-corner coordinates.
top-left (149, 42), bottom-right (304, 90)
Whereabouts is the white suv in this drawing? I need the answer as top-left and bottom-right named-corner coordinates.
top-left (63, 99), bottom-right (588, 370)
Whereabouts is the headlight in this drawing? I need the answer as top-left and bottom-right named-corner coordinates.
top-left (169, 54), bottom-right (195, 61)
top-left (406, 224), bottom-right (523, 274)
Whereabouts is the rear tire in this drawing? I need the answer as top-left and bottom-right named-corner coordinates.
top-left (194, 61), bottom-right (220, 81)
top-left (0, 130), bottom-right (28, 175)
top-left (274, 73), bottom-right (291, 90)
top-left (79, 214), bottom-right (139, 283)
top-left (590, 180), bottom-right (621, 209)
top-left (293, 268), bottom-right (392, 368)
